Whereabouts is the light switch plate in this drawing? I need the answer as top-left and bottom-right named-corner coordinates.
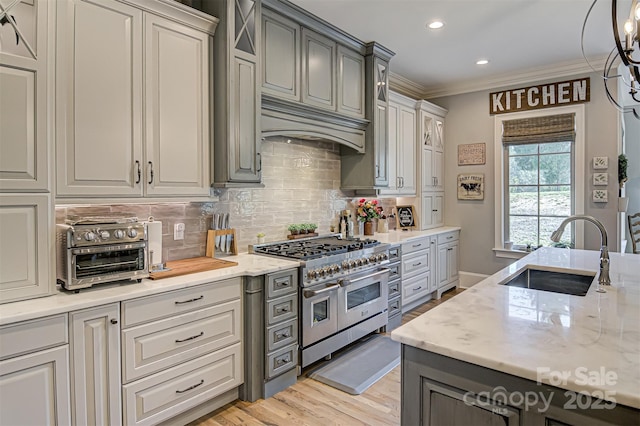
top-left (174, 223), bottom-right (185, 240)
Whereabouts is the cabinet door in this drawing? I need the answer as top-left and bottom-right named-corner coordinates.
top-left (229, 55), bottom-right (261, 182)
top-left (381, 102), bottom-right (399, 193)
top-left (337, 46), bottom-right (364, 117)
top-left (374, 103), bottom-right (389, 186)
top-left (262, 10), bottom-right (299, 101)
top-left (433, 149), bottom-right (444, 190)
top-left (70, 304), bottom-right (121, 426)
top-left (448, 242), bottom-right (459, 283)
top-left (434, 119), bottom-right (444, 152)
top-left (433, 193), bottom-right (444, 227)
top-left (301, 29), bottom-right (336, 110)
top-left (0, 346), bottom-right (71, 425)
top-left (398, 106), bottom-right (416, 194)
top-left (438, 243), bottom-right (449, 287)
top-left (0, 194), bottom-right (53, 303)
top-left (144, 13), bottom-right (210, 196)
top-left (422, 147), bottom-right (433, 190)
top-left (421, 194), bottom-right (434, 229)
top-left (56, 0), bottom-right (143, 197)
top-left (0, 0), bottom-right (50, 191)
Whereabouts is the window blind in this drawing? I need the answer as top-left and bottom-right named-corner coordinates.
top-left (502, 113), bottom-right (575, 144)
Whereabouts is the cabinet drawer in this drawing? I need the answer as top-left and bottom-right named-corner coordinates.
top-left (266, 343), bottom-right (297, 379)
top-left (402, 237), bottom-right (429, 255)
top-left (388, 297), bottom-right (401, 318)
top-left (388, 263), bottom-right (401, 281)
top-left (0, 314), bottom-right (68, 360)
top-left (266, 293), bottom-right (297, 326)
top-left (122, 278), bottom-right (241, 327)
top-left (122, 342), bottom-right (242, 426)
top-left (266, 318), bottom-right (298, 353)
top-left (388, 280), bottom-right (401, 300)
top-left (122, 300), bottom-right (241, 383)
top-left (437, 231), bottom-right (459, 245)
top-left (402, 250), bottom-right (430, 278)
top-left (402, 273), bottom-right (431, 306)
top-left (266, 269), bottom-right (298, 299)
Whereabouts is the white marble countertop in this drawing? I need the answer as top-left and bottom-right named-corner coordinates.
top-left (370, 226), bottom-right (461, 245)
top-left (391, 247), bottom-right (640, 409)
top-left (0, 254), bottom-right (300, 326)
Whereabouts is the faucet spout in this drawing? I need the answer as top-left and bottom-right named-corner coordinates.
top-left (550, 215), bottom-right (611, 286)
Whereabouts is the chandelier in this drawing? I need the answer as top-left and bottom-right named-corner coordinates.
top-left (584, 0), bottom-right (640, 119)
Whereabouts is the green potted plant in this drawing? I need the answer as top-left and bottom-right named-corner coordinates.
top-left (287, 224), bottom-right (300, 236)
top-left (307, 223), bottom-right (317, 234)
top-left (618, 154), bottom-right (629, 212)
top-left (299, 223), bottom-right (309, 234)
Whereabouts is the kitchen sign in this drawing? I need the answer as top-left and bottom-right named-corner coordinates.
top-left (489, 78), bottom-right (590, 115)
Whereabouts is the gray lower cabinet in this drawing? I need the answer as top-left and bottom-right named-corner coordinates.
top-left (121, 278), bottom-right (243, 426)
top-left (386, 244), bottom-right (402, 330)
top-left (203, 0), bottom-right (262, 186)
top-left (402, 346), bottom-right (639, 426)
top-left (242, 268), bottom-right (299, 402)
top-left (0, 315), bottom-right (71, 425)
top-left (70, 304), bottom-right (122, 426)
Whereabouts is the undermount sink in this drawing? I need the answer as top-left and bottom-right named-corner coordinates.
top-left (500, 268), bottom-right (596, 296)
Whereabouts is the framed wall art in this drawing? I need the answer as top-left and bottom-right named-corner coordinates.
top-left (593, 190), bottom-right (608, 203)
top-left (395, 205), bottom-right (416, 229)
top-left (457, 143), bottom-right (486, 165)
top-left (593, 156), bottom-right (608, 170)
top-left (457, 174), bottom-right (484, 200)
top-left (593, 173), bottom-right (608, 186)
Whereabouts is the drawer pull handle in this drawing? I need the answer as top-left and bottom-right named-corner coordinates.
top-left (412, 243), bottom-right (422, 248)
top-left (175, 295), bottom-right (204, 305)
top-left (275, 331), bottom-right (291, 340)
top-left (413, 286), bottom-right (422, 291)
top-left (448, 248), bottom-right (453, 251)
top-left (276, 356), bottom-right (291, 366)
top-left (447, 236), bottom-right (453, 239)
top-left (175, 379), bottom-right (204, 394)
top-left (412, 262), bottom-right (422, 267)
top-left (276, 306), bottom-right (290, 314)
top-left (275, 280), bottom-right (290, 289)
top-left (110, 318), bottom-right (118, 325)
top-left (175, 331), bottom-right (204, 343)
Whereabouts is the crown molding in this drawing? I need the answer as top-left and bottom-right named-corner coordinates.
top-left (389, 72), bottom-right (426, 100)
top-left (421, 56), bottom-right (609, 99)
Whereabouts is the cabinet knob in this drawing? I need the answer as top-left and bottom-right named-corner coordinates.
top-left (110, 318), bottom-right (118, 325)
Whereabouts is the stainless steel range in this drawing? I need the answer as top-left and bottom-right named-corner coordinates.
top-left (252, 235), bottom-right (390, 368)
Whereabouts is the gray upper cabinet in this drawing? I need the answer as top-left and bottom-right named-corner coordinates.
top-left (203, 0), bottom-right (262, 187)
top-left (337, 45), bottom-right (365, 118)
top-left (301, 28), bottom-right (336, 111)
top-left (262, 10), bottom-right (299, 100)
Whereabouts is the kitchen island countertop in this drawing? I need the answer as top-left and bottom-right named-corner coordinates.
top-left (0, 253), bottom-right (300, 326)
top-left (391, 247), bottom-right (640, 409)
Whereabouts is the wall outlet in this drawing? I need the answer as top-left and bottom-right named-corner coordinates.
top-left (174, 223), bottom-right (185, 240)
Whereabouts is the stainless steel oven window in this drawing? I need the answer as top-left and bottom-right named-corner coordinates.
top-left (313, 298), bottom-right (330, 323)
top-left (346, 283), bottom-right (381, 310)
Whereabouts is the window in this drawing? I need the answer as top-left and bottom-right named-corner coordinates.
top-left (494, 106), bottom-right (585, 257)
top-left (505, 141), bottom-right (574, 247)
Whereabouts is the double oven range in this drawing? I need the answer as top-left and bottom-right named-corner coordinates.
top-left (253, 235), bottom-right (390, 368)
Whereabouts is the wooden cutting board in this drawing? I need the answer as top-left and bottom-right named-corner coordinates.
top-left (149, 256), bottom-right (238, 280)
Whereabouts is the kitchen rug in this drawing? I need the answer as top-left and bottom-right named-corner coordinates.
top-left (308, 334), bottom-right (400, 395)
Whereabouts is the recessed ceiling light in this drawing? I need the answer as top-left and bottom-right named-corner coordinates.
top-left (476, 59), bottom-right (489, 65)
top-left (427, 20), bottom-right (444, 30)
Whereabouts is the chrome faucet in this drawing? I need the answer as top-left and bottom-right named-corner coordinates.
top-left (550, 215), bottom-right (611, 286)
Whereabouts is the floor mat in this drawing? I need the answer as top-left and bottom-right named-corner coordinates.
top-left (308, 335), bottom-right (400, 395)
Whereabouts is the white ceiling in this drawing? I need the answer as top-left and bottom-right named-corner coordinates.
top-left (288, 0), bottom-right (632, 97)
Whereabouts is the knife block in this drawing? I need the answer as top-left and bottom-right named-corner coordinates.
top-left (206, 229), bottom-right (238, 257)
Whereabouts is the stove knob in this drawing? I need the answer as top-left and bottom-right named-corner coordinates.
top-left (348, 260), bottom-right (358, 269)
top-left (381, 253), bottom-right (388, 261)
top-left (342, 260), bottom-right (350, 270)
top-left (356, 258), bottom-right (364, 266)
top-left (362, 258), bottom-right (370, 265)
top-left (322, 267), bottom-right (331, 276)
top-left (331, 265), bottom-right (340, 274)
top-left (307, 270), bottom-right (317, 280)
top-left (84, 231), bottom-right (96, 241)
top-left (100, 231), bottom-right (110, 239)
top-left (369, 255), bottom-right (377, 263)
top-left (127, 228), bottom-right (138, 238)
top-left (114, 229), bottom-right (125, 239)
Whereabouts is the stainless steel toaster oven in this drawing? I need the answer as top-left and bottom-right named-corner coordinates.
top-left (56, 222), bottom-right (148, 291)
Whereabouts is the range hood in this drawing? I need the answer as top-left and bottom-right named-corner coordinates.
top-left (261, 95), bottom-right (369, 153)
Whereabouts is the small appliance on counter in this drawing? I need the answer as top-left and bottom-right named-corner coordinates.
top-left (143, 217), bottom-right (168, 272)
top-left (56, 214), bottom-right (149, 291)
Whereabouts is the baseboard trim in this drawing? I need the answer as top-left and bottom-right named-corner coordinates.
top-left (459, 271), bottom-right (490, 288)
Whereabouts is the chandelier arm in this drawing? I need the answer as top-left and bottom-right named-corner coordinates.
top-left (581, 0), bottom-right (604, 73)
top-left (613, 0), bottom-right (640, 66)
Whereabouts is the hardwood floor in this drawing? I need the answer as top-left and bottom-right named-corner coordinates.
top-left (189, 288), bottom-right (465, 426)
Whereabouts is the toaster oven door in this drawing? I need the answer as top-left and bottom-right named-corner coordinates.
top-left (68, 241), bottom-right (148, 289)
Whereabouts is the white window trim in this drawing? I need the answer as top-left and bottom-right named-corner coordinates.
top-left (493, 104), bottom-right (585, 258)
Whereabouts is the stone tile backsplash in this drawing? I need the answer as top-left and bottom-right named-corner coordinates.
top-left (56, 138), bottom-right (396, 261)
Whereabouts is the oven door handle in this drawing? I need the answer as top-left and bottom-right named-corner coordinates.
top-left (338, 268), bottom-right (390, 287)
top-left (303, 283), bottom-right (340, 298)
top-left (70, 241), bottom-right (146, 255)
